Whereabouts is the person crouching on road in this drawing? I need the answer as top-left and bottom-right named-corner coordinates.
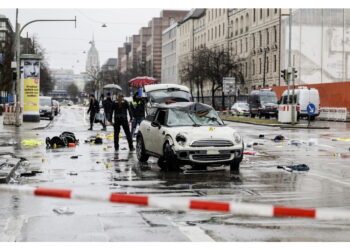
top-left (103, 92), bottom-right (114, 126)
top-left (87, 94), bottom-right (100, 131)
top-left (112, 94), bottom-right (134, 151)
top-left (130, 92), bottom-right (145, 137)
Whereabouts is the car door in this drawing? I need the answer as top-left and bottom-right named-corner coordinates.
top-left (151, 109), bottom-right (169, 155)
top-left (142, 108), bottom-right (156, 150)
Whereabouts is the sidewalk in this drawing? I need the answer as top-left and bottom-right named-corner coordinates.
top-left (0, 115), bottom-right (52, 132)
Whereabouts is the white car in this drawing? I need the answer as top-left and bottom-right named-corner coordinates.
top-left (144, 83), bottom-right (192, 106)
top-left (136, 102), bottom-right (244, 171)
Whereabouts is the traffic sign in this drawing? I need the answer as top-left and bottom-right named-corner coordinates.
top-left (307, 103), bottom-right (316, 115)
top-left (223, 77), bottom-right (235, 93)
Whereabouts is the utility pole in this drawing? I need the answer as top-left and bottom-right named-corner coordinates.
top-left (288, 8), bottom-right (296, 125)
top-left (14, 11), bottom-right (77, 126)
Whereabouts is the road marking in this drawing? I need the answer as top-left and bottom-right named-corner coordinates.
top-left (309, 172), bottom-right (350, 188)
top-left (0, 215), bottom-right (27, 242)
top-left (173, 221), bottom-right (215, 242)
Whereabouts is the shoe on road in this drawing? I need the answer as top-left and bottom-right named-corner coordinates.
top-left (129, 147), bottom-right (135, 151)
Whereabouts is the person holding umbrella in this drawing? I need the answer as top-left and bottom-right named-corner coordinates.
top-left (111, 94), bottom-right (134, 151)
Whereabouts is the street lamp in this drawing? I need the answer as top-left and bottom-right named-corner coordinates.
top-left (14, 9), bottom-right (77, 126)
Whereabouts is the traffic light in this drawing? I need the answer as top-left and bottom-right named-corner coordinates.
top-left (281, 69), bottom-right (286, 81)
top-left (293, 67), bottom-right (298, 79)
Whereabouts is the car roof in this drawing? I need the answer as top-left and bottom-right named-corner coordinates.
top-left (144, 83), bottom-right (190, 93)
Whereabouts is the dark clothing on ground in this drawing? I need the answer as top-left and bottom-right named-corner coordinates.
top-left (111, 100), bottom-right (134, 150)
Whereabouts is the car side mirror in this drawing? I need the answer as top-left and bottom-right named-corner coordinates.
top-left (151, 121), bottom-right (161, 128)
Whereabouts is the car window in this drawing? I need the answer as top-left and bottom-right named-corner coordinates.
top-left (40, 98), bottom-right (51, 106)
top-left (148, 89), bottom-right (191, 103)
top-left (167, 109), bottom-right (224, 126)
top-left (145, 107), bottom-right (157, 121)
top-left (155, 110), bottom-right (167, 125)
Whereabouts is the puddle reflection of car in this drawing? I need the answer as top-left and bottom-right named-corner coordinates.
top-left (231, 102), bottom-right (250, 116)
top-left (136, 102), bottom-right (244, 171)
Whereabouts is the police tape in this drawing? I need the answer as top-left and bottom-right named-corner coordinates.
top-left (1, 185), bottom-right (350, 220)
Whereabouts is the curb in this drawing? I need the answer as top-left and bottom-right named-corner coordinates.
top-left (1, 185), bottom-right (350, 221)
top-left (222, 118), bottom-right (330, 129)
top-left (31, 119), bottom-right (54, 130)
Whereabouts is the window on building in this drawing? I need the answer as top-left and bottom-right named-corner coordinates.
top-left (267, 9), bottom-right (269, 17)
top-left (215, 26), bottom-right (217, 39)
top-left (275, 8), bottom-right (278, 14)
top-left (266, 28), bottom-right (269, 45)
top-left (219, 9), bottom-right (221, 16)
top-left (235, 41), bottom-right (237, 54)
top-left (208, 30), bottom-right (210, 41)
top-left (259, 31), bottom-right (262, 47)
top-left (223, 23), bottom-right (225, 36)
top-left (253, 33), bottom-right (255, 49)
top-left (235, 18), bottom-right (238, 36)
top-left (252, 59), bottom-right (255, 75)
top-left (240, 39), bottom-right (242, 53)
top-left (260, 9), bottom-right (263, 20)
top-left (245, 62), bottom-right (248, 77)
top-left (215, 9), bottom-right (217, 18)
top-left (211, 28), bottom-right (213, 40)
top-left (230, 20), bottom-right (233, 37)
top-left (274, 54), bottom-right (277, 72)
top-left (245, 37), bottom-right (248, 52)
top-left (266, 56), bottom-right (269, 73)
top-left (253, 9), bottom-right (256, 22)
top-left (208, 10), bottom-right (210, 21)
top-left (245, 14), bottom-right (249, 32)
top-left (259, 58), bottom-right (262, 74)
top-left (274, 26), bottom-right (277, 43)
top-left (240, 16), bottom-right (244, 34)
top-left (218, 24), bottom-right (221, 37)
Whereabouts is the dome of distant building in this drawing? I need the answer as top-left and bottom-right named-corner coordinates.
top-left (85, 36), bottom-right (100, 72)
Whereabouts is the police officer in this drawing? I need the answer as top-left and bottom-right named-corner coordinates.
top-left (130, 92), bottom-right (146, 137)
top-left (111, 94), bottom-right (134, 151)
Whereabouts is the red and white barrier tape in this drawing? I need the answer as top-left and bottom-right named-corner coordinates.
top-left (1, 185), bottom-right (350, 220)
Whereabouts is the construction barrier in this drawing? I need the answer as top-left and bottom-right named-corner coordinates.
top-left (2, 103), bottom-right (23, 125)
top-left (318, 107), bottom-right (348, 121)
top-left (1, 185), bottom-right (350, 221)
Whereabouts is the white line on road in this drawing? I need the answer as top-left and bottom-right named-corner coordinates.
top-left (0, 215), bottom-right (27, 242)
top-left (309, 172), bottom-right (350, 188)
top-left (173, 221), bottom-right (215, 242)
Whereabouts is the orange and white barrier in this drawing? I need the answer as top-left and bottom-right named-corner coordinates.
top-left (1, 185), bottom-right (350, 221)
top-left (2, 103), bottom-right (23, 125)
top-left (318, 107), bottom-right (348, 121)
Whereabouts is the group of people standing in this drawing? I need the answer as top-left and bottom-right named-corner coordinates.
top-left (87, 92), bottom-right (145, 151)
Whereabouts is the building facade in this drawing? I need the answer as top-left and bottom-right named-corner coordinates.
top-left (161, 22), bottom-right (177, 83)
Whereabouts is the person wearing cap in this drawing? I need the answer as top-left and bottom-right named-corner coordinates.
top-left (103, 92), bottom-right (114, 125)
top-left (111, 94), bottom-right (134, 151)
top-left (130, 92), bottom-right (146, 137)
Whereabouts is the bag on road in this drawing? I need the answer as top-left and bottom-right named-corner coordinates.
top-left (46, 131), bottom-right (78, 148)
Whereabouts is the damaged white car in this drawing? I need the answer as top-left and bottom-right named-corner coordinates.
top-left (136, 102), bottom-right (244, 171)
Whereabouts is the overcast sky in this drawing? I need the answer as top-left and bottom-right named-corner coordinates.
top-left (0, 8), bottom-right (170, 74)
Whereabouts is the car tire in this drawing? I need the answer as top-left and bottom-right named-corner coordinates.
top-left (136, 134), bottom-right (149, 162)
top-left (250, 113), bottom-right (255, 118)
top-left (49, 114), bottom-right (53, 120)
top-left (230, 155), bottom-right (242, 172)
top-left (163, 141), bottom-right (180, 171)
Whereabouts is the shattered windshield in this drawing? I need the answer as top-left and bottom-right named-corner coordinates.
top-left (167, 109), bottom-right (224, 127)
top-left (148, 89), bottom-right (191, 103)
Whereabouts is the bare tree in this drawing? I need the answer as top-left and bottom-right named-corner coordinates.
top-left (66, 83), bottom-right (79, 98)
top-left (86, 66), bottom-right (101, 94)
top-left (0, 32), bottom-right (14, 94)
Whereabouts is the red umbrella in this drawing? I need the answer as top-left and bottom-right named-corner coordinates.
top-left (128, 76), bottom-right (157, 88)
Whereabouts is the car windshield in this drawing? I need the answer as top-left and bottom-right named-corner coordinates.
top-left (237, 103), bottom-right (249, 109)
top-left (167, 109), bottom-right (224, 126)
top-left (260, 94), bottom-right (277, 104)
top-left (148, 89), bottom-right (191, 103)
top-left (40, 98), bottom-right (51, 106)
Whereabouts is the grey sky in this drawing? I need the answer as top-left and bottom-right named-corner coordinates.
top-left (0, 8), bottom-right (167, 74)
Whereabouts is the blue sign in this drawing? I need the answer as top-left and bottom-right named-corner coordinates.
top-left (307, 103), bottom-right (316, 115)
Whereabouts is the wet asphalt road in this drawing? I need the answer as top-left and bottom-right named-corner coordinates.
top-left (1, 106), bottom-right (350, 242)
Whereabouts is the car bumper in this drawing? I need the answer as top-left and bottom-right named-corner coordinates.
top-left (39, 110), bottom-right (52, 117)
top-left (174, 148), bottom-right (243, 165)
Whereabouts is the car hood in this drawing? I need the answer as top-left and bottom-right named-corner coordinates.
top-left (166, 125), bottom-right (238, 142)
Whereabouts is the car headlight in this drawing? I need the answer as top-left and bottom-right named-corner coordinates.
top-left (176, 133), bottom-right (187, 146)
top-left (233, 133), bottom-right (241, 144)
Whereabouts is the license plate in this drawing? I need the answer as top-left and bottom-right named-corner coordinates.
top-left (207, 150), bottom-right (219, 154)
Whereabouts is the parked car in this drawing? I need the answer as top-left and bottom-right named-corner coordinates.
top-left (280, 87), bottom-right (320, 120)
top-left (52, 100), bottom-right (60, 116)
top-left (248, 89), bottom-right (278, 118)
top-left (231, 102), bottom-right (250, 116)
top-left (39, 96), bottom-right (54, 120)
top-left (136, 102), bottom-right (244, 171)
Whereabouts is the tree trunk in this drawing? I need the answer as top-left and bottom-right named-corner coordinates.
top-left (200, 81), bottom-right (204, 103)
top-left (196, 82), bottom-right (200, 102)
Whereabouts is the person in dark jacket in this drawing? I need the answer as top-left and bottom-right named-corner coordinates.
top-left (87, 94), bottom-right (99, 130)
top-left (111, 94), bottom-right (134, 151)
top-left (130, 92), bottom-right (145, 137)
top-left (102, 92), bottom-right (114, 125)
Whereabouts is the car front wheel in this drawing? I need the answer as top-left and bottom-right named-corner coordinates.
top-left (162, 141), bottom-right (180, 171)
top-left (136, 134), bottom-right (149, 162)
top-left (230, 154), bottom-right (243, 172)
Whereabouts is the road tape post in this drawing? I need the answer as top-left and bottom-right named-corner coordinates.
top-left (1, 185), bottom-right (350, 221)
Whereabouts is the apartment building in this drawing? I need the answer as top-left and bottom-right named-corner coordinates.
top-left (161, 22), bottom-right (177, 83)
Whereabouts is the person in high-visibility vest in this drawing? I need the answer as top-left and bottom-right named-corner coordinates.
top-left (130, 92), bottom-right (146, 138)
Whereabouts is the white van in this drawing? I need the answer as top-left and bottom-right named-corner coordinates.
top-left (280, 87), bottom-right (320, 120)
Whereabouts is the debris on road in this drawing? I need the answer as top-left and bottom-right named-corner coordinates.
top-left (277, 164), bottom-right (310, 172)
top-left (244, 152), bottom-right (256, 155)
top-left (68, 171), bottom-right (78, 175)
top-left (21, 140), bottom-right (44, 146)
top-left (273, 135), bottom-right (285, 142)
top-left (259, 134), bottom-right (264, 138)
top-left (53, 207), bottom-right (75, 215)
top-left (332, 138), bottom-right (350, 142)
top-left (290, 140), bottom-right (302, 146)
top-left (46, 132), bottom-right (78, 148)
top-left (70, 156), bottom-right (79, 159)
